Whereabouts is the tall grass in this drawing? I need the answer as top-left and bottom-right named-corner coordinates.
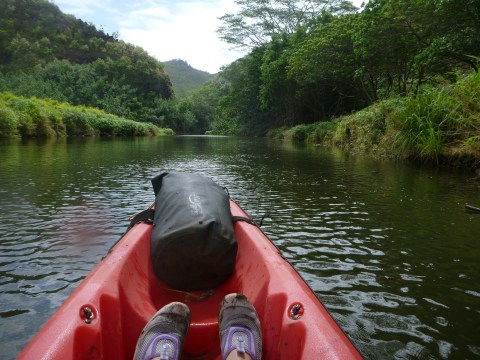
top-left (394, 89), bottom-right (456, 162)
top-left (330, 99), bottom-right (399, 156)
top-left (283, 124), bottom-right (315, 142)
top-left (0, 108), bottom-right (17, 138)
top-left (267, 69), bottom-right (480, 167)
top-left (393, 71), bottom-right (480, 163)
top-left (307, 121), bottom-right (338, 144)
top-left (0, 92), bottom-right (174, 139)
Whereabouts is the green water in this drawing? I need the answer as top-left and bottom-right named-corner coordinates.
top-left (0, 136), bottom-right (479, 359)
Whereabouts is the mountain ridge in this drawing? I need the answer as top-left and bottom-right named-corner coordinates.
top-left (164, 59), bottom-right (214, 98)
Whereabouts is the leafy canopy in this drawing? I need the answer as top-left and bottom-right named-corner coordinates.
top-left (217, 0), bottom-right (357, 49)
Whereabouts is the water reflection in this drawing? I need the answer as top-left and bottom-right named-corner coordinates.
top-left (0, 136), bottom-right (479, 359)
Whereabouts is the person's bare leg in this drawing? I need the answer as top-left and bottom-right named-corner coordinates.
top-left (226, 351), bottom-right (253, 360)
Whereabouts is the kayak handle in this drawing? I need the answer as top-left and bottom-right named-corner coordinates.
top-left (83, 306), bottom-right (94, 324)
top-left (289, 303), bottom-right (304, 320)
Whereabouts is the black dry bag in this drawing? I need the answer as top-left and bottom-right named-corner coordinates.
top-left (150, 172), bottom-right (238, 290)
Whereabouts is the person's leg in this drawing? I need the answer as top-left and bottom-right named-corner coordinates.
top-left (226, 351), bottom-right (253, 360)
top-left (219, 293), bottom-right (262, 360)
top-left (133, 302), bottom-right (191, 360)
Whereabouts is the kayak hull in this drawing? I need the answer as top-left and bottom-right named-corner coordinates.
top-left (18, 200), bottom-right (362, 359)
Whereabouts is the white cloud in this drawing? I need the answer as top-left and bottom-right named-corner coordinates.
top-left (53, 0), bottom-right (113, 17)
top-left (53, 0), bottom-right (366, 73)
top-left (120, 6), bottom-right (174, 29)
top-left (118, 0), bottom-right (245, 73)
top-left (52, 0), bottom-right (245, 73)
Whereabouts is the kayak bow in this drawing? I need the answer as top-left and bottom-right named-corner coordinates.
top-left (18, 200), bottom-right (362, 359)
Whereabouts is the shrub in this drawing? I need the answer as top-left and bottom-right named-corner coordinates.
top-left (266, 126), bottom-right (288, 140)
top-left (283, 124), bottom-right (314, 142)
top-left (145, 123), bottom-right (159, 136)
top-left (61, 110), bottom-right (95, 136)
top-left (48, 112), bottom-right (67, 137)
top-left (89, 114), bottom-right (119, 136)
top-left (394, 87), bottom-right (460, 162)
top-left (6, 98), bottom-right (57, 138)
top-left (158, 128), bottom-right (175, 136)
top-left (35, 115), bottom-right (56, 137)
top-left (0, 108), bottom-right (17, 138)
top-left (307, 121), bottom-right (338, 144)
top-left (16, 113), bottom-right (35, 137)
top-left (0, 92), bottom-right (162, 138)
top-left (116, 121), bottom-right (133, 136)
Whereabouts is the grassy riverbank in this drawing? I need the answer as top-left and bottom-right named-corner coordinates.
top-left (270, 71), bottom-right (480, 168)
top-left (0, 92), bottom-right (174, 139)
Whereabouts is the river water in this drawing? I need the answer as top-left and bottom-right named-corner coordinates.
top-left (0, 136), bottom-right (479, 359)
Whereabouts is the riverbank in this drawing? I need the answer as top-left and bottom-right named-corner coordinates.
top-left (0, 92), bottom-right (174, 138)
top-left (269, 71), bottom-right (480, 169)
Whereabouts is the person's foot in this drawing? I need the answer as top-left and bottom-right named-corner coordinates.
top-left (133, 302), bottom-right (191, 360)
top-left (219, 293), bottom-right (262, 360)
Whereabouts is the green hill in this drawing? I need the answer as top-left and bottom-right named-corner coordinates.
top-left (164, 60), bottom-right (214, 98)
top-left (0, 0), bottom-right (174, 127)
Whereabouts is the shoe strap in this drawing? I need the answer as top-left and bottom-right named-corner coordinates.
top-left (222, 326), bottom-right (257, 360)
top-left (143, 333), bottom-right (180, 360)
top-left (160, 342), bottom-right (173, 360)
top-left (236, 336), bottom-right (246, 353)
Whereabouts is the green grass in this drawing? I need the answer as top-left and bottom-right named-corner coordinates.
top-left (283, 124), bottom-right (315, 142)
top-left (266, 126), bottom-right (288, 140)
top-left (0, 92), bottom-right (175, 139)
top-left (268, 70), bottom-right (480, 168)
top-left (392, 72), bottom-right (480, 164)
top-left (306, 121), bottom-right (338, 144)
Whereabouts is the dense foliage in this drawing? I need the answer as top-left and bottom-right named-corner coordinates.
top-left (0, 0), bottom-right (181, 134)
top-left (164, 60), bottom-right (214, 99)
top-left (205, 0), bottom-right (480, 138)
top-left (0, 92), bottom-right (175, 138)
top-left (217, 0), bottom-right (356, 49)
top-left (272, 70), bottom-right (480, 165)
top-left (176, 0), bottom-right (479, 167)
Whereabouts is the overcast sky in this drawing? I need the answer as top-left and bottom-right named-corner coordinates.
top-left (52, 0), bottom-right (363, 74)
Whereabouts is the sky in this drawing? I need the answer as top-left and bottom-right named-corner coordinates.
top-left (52, 0), bottom-right (364, 74)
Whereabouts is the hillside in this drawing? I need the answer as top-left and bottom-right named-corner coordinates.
top-left (0, 0), bottom-right (113, 68)
top-left (0, 0), bottom-right (175, 128)
top-left (164, 60), bottom-right (214, 98)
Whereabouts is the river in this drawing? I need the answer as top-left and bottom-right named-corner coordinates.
top-left (0, 136), bottom-right (479, 359)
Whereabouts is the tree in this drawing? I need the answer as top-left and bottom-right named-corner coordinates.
top-left (260, 32), bottom-right (305, 126)
top-left (418, 0), bottom-right (480, 73)
top-left (288, 14), bottom-right (364, 117)
top-left (353, 0), bottom-right (480, 99)
top-left (216, 48), bottom-right (273, 136)
top-left (352, 0), bottom-right (424, 99)
top-left (217, 0), bottom-right (357, 49)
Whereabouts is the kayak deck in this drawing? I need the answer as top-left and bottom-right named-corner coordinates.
top-left (18, 200), bottom-right (362, 359)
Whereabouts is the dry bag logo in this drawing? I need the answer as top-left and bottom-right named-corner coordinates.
top-left (189, 193), bottom-right (203, 216)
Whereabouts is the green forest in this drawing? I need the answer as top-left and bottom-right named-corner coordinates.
top-left (164, 60), bottom-right (214, 99)
top-left (0, 0), bottom-right (196, 135)
top-left (209, 0), bottom-right (480, 166)
top-left (1, 0), bottom-right (479, 166)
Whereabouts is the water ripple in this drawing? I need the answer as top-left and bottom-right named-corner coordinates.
top-left (1, 137), bottom-right (479, 359)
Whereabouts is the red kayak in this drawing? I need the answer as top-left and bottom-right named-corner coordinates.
top-left (18, 199), bottom-right (362, 359)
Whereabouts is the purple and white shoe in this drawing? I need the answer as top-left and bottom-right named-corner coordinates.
top-left (219, 293), bottom-right (262, 360)
top-left (133, 302), bottom-right (191, 360)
